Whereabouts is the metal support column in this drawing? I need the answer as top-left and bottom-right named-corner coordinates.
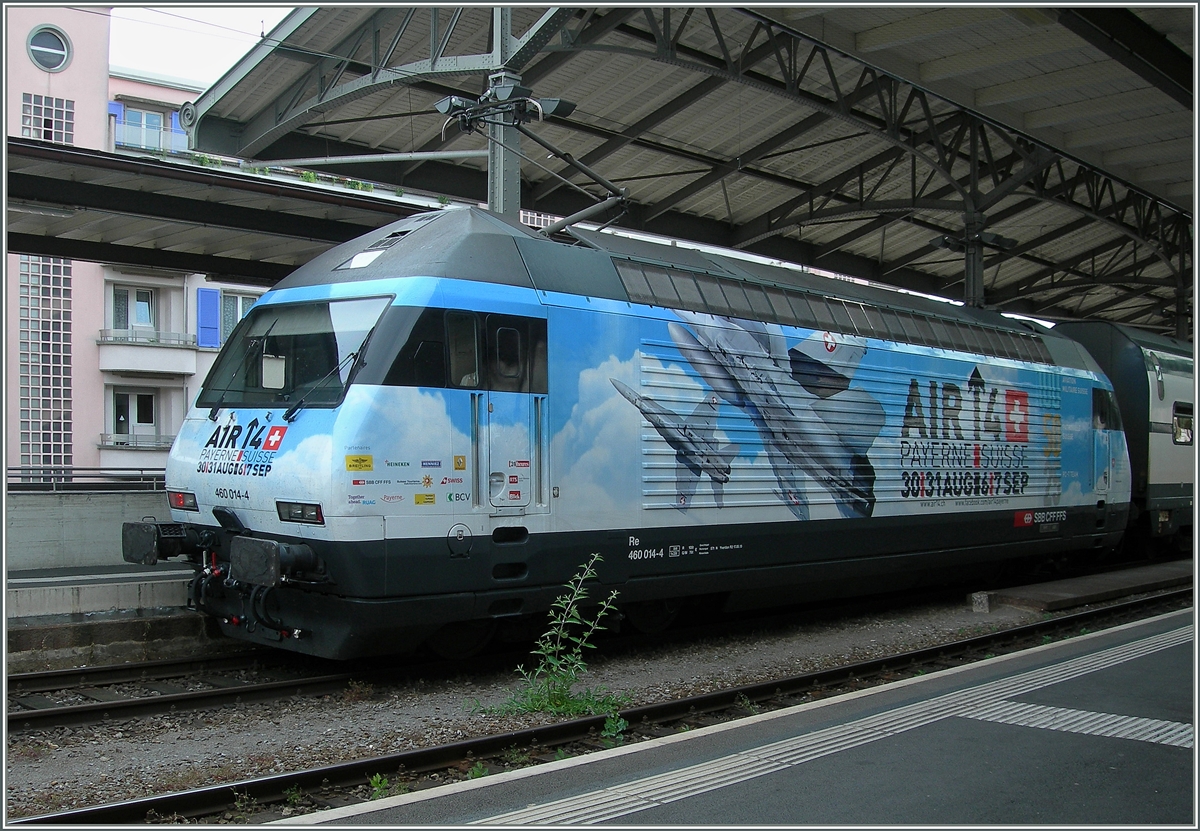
top-left (487, 70), bottom-right (523, 218)
top-left (487, 9), bottom-right (521, 218)
top-left (964, 212), bottom-right (986, 308)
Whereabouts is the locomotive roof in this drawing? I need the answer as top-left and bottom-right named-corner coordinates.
top-left (273, 207), bottom-right (1100, 368)
top-left (277, 208), bottom-right (1018, 325)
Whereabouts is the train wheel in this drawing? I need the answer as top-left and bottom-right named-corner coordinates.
top-left (623, 598), bottom-right (683, 634)
top-left (424, 619), bottom-right (497, 660)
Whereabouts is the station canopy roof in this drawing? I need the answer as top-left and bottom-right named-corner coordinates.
top-left (8, 6), bottom-right (1193, 337)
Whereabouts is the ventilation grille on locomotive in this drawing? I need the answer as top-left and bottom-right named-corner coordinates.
top-left (613, 260), bottom-right (1052, 365)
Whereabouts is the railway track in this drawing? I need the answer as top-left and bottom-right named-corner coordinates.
top-left (6, 554), bottom-right (1187, 734)
top-left (5, 653), bottom-right (352, 732)
top-left (12, 586), bottom-right (1191, 825)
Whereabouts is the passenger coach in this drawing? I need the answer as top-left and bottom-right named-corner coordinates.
top-left (125, 207), bottom-right (1134, 659)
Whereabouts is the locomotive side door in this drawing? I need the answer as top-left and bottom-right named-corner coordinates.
top-left (484, 315), bottom-right (545, 511)
top-left (1091, 387), bottom-right (1117, 495)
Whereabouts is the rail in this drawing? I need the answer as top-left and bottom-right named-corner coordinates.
top-left (6, 466), bottom-right (166, 492)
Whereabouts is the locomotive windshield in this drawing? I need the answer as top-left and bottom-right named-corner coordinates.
top-left (197, 296), bottom-right (391, 409)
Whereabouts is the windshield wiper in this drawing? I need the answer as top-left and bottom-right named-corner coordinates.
top-left (208, 318), bottom-right (278, 421)
top-left (283, 349), bottom-right (360, 423)
top-left (282, 319), bottom-right (383, 422)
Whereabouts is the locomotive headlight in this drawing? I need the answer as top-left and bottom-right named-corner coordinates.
top-left (277, 501), bottom-right (324, 525)
top-left (167, 491), bottom-right (198, 511)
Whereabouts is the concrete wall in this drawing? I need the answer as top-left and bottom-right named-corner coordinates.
top-left (6, 491), bottom-right (170, 570)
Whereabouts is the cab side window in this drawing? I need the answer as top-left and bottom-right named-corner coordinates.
top-left (447, 312), bottom-right (480, 388)
top-left (485, 315), bottom-right (548, 394)
top-left (380, 308), bottom-right (445, 388)
top-left (369, 307), bottom-right (545, 393)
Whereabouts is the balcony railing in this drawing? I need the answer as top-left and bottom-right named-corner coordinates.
top-left (114, 120), bottom-right (188, 154)
top-left (100, 433), bottom-right (176, 449)
top-left (7, 466), bottom-right (165, 492)
top-left (99, 329), bottom-right (196, 346)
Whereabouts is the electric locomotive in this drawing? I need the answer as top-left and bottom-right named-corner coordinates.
top-left (124, 207), bottom-right (1136, 659)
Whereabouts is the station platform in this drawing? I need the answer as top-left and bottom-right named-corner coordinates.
top-left (5, 564), bottom-right (242, 672)
top-left (290, 609), bottom-right (1195, 826)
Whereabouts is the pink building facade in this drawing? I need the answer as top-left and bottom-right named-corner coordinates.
top-left (6, 7), bottom-right (262, 478)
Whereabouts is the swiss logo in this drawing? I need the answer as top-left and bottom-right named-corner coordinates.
top-left (1004, 390), bottom-right (1029, 443)
top-left (263, 426), bottom-right (288, 451)
top-left (1014, 510), bottom-right (1035, 528)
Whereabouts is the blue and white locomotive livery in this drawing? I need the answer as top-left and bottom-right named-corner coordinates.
top-left (124, 207), bottom-right (1137, 659)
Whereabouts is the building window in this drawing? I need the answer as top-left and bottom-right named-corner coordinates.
top-left (18, 256), bottom-right (72, 470)
top-left (222, 293), bottom-right (257, 342)
top-left (21, 93), bottom-right (74, 144)
top-left (114, 390), bottom-right (156, 441)
top-left (27, 25), bottom-right (71, 72)
top-left (198, 287), bottom-right (257, 348)
top-left (119, 107), bottom-right (165, 150)
top-left (113, 285), bottom-right (156, 331)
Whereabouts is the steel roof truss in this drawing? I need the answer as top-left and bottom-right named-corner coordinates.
top-left (223, 8), bottom-right (576, 159)
top-left (620, 8), bottom-right (1187, 290)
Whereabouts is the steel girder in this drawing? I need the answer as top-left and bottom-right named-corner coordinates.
top-left (539, 8), bottom-right (1189, 330)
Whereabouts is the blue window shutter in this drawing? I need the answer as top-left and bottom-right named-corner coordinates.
top-left (170, 110), bottom-right (184, 152)
top-left (197, 288), bottom-right (221, 347)
top-left (108, 101), bottom-right (124, 119)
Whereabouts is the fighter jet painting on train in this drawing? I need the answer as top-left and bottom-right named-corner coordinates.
top-left (613, 311), bottom-right (885, 521)
top-left (610, 379), bottom-right (739, 509)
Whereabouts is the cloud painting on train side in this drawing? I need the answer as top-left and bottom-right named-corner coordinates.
top-left (613, 312), bottom-right (885, 521)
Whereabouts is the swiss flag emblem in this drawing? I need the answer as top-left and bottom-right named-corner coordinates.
top-left (1004, 390), bottom-right (1029, 443)
top-left (263, 426), bottom-right (288, 451)
top-left (1014, 510), bottom-right (1034, 527)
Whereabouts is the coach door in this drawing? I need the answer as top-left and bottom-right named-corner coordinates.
top-left (484, 315), bottom-right (548, 511)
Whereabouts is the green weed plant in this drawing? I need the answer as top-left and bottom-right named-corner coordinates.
top-left (492, 554), bottom-right (627, 717)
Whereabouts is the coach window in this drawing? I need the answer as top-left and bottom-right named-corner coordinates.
top-left (1173, 403), bottom-right (1193, 445)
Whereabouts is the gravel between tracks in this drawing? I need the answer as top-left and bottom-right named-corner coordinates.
top-left (6, 599), bottom-right (1040, 819)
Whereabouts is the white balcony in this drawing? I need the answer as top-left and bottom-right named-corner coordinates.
top-left (99, 433), bottom-right (176, 449)
top-left (97, 329), bottom-right (197, 376)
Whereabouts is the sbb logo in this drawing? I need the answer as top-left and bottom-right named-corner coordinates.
top-left (1014, 510), bottom-right (1035, 527)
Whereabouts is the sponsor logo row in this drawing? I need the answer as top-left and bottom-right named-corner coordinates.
top-left (347, 455), bottom-right (468, 472)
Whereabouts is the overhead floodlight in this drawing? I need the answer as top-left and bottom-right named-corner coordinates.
top-left (536, 98), bottom-right (575, 118)
top-left (930, 235), bottom-right (964, 253)
top-left (434, 95), bottom-right (475, 115)
top-left (491, 82), bottom-right (533, 101)
top-left (977, 231), bottom-right (1018, 249)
